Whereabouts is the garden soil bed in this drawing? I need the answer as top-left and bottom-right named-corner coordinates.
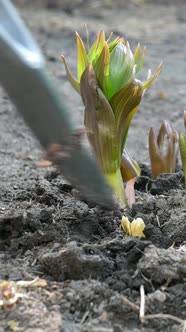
top-left (0, 1), bottom-right (186, 331)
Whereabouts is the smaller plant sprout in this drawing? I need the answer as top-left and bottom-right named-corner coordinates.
top-left (0, 277), bottom-right (47, 312)
top-left (121, 216), bottom-right (145, 238)
top-left (7, 320), bottom-right (21, 332)
top-left (179, 110), bottom-right (186, 188)
top-left (0, 280), bottom-right (26, 312)
top-left (149, 120), bottom-right (179, 179)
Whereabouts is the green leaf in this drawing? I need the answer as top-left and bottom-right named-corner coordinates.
top-left (134, 45), bottom-right (146, 76)
top-left (134, 43), bottom-right (141, 64)
top-left (108, 36), bottom-right (121, 52)
top-left (76, 32), bottom-right (88, 80)
top-left (88, 31), bottom-right (106, 65)
top-left (94, 43), bottom-right (109, 92)
top-left (110, 75), bottom-right (143, 158)
top-left (109, 41), bottom-right (134, 98)
top-left (94, 43), bottom-right (113, 100)
top-left (61, 55), bottom-right (80, 94)
top-left (80, 62), bottom-right (119, 173)
top-left (142, 62), bottom-right (162, 90)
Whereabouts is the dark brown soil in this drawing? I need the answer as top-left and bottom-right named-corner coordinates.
top-left (0, 1), bottom-right (186, 332)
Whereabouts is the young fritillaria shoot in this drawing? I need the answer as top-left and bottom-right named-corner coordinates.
top-left (149, 120), bottom-right (179, 179)
top-left (62, 31), bottom-right (162, 207)
top-left (179, 110), bottom-right (186, 188)
top-left (121, 216), bottom-right (145, 238)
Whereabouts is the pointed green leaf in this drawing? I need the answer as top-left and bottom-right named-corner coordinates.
top-left (106, 32), bottom-right (113, 43)
top-left (76, 32), bottom-right (88, 80)
top-left (142, 62), bottom-right (162, 90)
top-left (61, 55), bottom-right (80, 94)
top-left (135, 46), bottom-right (146, 76)
top-left (94, 43), bottom-right (108, 90)
top-left (88, 31), bottom-right (106, 65)
top-left (108, 36), bottom-right (121, 52)
top-left (88, 32), bottom-right (100, 61)
top-left (134, 43), bottom-right (141, 64)
top-left (110, 75), bottom-right (143, 157)
top-left (94, 42), bottom-right (113, 99)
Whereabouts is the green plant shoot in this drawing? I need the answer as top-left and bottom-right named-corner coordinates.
top-left (62, 31), bottom-right (162, 207)
top-left (121, 216), bottom-right (145, 238)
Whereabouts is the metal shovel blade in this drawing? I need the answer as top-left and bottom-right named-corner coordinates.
top-left (0, 0), bottom-right (116, 209)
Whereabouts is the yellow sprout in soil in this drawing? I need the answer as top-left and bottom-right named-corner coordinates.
top-left (7, 320), bottom-right (20, 332)
top-left (0, 277), bottom-right (47, 312)
top-left (121, 216), bottom-right (145, 238)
